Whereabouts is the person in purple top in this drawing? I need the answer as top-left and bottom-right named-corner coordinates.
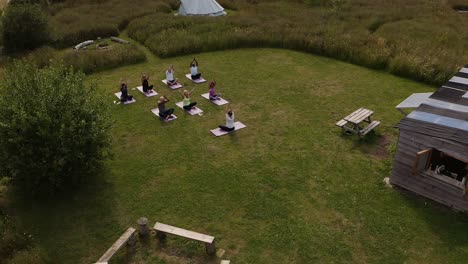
top-left (208, 81), bottom-right (220, 100)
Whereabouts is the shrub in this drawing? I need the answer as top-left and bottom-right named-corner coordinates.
top-left (2, 4), bottom-right (50, 53)
top-left (61, 44), bottom-right (147, 74)
top-left (25, 46), bottom-right (58, 68)
top-left (48, 0), bottom-right (174, 47)
top-left (53, 24), bottom-right (119, 49)
top-left (0, 61), bottom-right (113, 195)
top-left (22, 42), bottom-right (146, 74)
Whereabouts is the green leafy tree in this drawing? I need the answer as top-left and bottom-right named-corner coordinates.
top-left (2, 4), bottom-right (50, 53)
top-left (0, 61), bottom-right (112, 195)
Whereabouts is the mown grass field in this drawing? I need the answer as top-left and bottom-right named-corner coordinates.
top-left (7, 46), bottom-right (468, 264)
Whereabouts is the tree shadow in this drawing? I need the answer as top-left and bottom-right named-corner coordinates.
top-left (338, 130), bottom-right (390, 158)
top-left (6, 166), bottom-right (121, 263)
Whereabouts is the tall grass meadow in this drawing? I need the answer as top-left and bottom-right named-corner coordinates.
top-left (125, 0), bottom-right (468, 85)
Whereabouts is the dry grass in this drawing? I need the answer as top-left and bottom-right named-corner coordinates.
top-left (127, 0), bottom-right (468, 85)
top-left (47, 0), bottom-right (175, 47)
top-left (0, 1), bottom-right (7, 11)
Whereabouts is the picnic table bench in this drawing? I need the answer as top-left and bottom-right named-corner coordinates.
top-left (96, 227), bottom-right (136, 263)
top-left (336, 108), bottom-right (380, 136)
top-left (154, 222), bottom-right (216, 255)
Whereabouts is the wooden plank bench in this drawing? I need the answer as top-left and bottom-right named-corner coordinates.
top-left (335, 119), bottom-right (348, 128)
top-left (97, 227), bottom-right (136, 263)
top-left (154, 222), bottom-right (216, 255)
top-left (359, 120), bottom-right (380, 136)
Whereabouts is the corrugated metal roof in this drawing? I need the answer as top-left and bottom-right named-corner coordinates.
top-left (407, 111), bottom-right (468, 131)
top-left (397, 65), bottom-right (468, 139)
top-left (424, 98), bottom-right (468, 113)
top-left (396, 93), bottom-right (433, 109)
top-left (449, 76), bottom-right (468, 85)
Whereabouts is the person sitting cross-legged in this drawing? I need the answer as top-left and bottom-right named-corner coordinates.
top-left (219, 105), bottom-right (235, 132)
top-left (208, 81), bottom-right (221, 100)
top-left (190, 57), bottom-right (201, 80)
top-left (165, 65), bottom-right (179, 86)
top-left (120, 81), bottom-right (133, 102)
top-left (141, 74), bottom-right (154, 94)
top-left (158, 96), bottom-right (174, 120)
top-left (180, 89), bottom-right (197, 110)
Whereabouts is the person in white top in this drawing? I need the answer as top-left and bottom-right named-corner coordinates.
top-left (190, 58), bottom-right (201, 80)
top-left (165, 65), bottom-right (178, 86)
top-left (219, 105), bottom-right (235, 132)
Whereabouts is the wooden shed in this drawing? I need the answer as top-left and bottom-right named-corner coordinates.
top-left (390, 65), bottom-right (468, 211)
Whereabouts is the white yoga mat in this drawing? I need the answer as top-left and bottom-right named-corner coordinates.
top-left (175, 101), bottom-right (203, 115)
top-left (151, 108), bottom-right (177, 122)
top-left (161, 79), bottom-right (183, 89)
top-left (114, 92), bottom-right (136, 104)
top-left (201, 93), bottom-right (229, 106)
top-left (185, 74), bottom-right (207, 84)
top-left (210, 122), bottom-right (246, 136)
top-left (136, 86), bottom-right (158, 97)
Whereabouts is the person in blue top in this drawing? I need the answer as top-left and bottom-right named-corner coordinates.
top-left (190, 58), bottom-right (201, 80)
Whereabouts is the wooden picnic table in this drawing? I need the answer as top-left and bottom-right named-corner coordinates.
top-left (336, 108), bottom-right (381, 136)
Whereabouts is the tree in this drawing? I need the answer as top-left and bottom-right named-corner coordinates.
top-left (2, 4), bottom-right (50, 53)
top-left (0, 61), bottom-right (112, 195)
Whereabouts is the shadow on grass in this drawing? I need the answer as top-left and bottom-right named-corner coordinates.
top-left (339, 130), bottom-right (389, 157)
top-left (396, 187), bottom-right (468, 246)
top-left (6, 166), bottom-right (121, 263)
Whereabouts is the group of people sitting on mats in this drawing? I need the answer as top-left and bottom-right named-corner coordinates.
top-left (164, 58), bottom-right (202, 87)
top-left (119, 58), bottom-right (235, 132)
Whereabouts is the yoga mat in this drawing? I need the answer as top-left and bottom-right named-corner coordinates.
top-left (210, 122), bottom-right (246, 136)
top-left (136, 86), bottom-right (158, 97)
top-left (114, 92), bottom-right (136, 104)
top-left (185, 74), bottom-right (207, 84)
top-left (175, 101), bottom-right (203, 115)
top-left (151, 108), bottom-right (177, 122)
top-left (201, 93), bottom-right (229, 106)
top-left (161, 79), bottom-right (183, 89)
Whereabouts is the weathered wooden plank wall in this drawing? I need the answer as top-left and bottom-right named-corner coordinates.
top-left (390, 130), bottom-right (468, 212)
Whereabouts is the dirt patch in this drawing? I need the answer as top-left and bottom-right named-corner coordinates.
top-left (359, 134), bottom-right (391, 159)
top-left (372, 135), bottom-right (391, 158)
top-left (308, 79), bottom-right (345, 98)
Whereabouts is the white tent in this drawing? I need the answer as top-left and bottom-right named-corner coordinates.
top-left (178, 0), bottom-right (227, 16)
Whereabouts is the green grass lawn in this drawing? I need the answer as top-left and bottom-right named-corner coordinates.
top-left (8, 48), bottom-right (468, 264)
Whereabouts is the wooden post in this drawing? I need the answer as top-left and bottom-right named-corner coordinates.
top-left (126, 233), bottom-right (137, 257)
top-left (156, 231), bottom-right (167, 241)
top-left (127, 233), bottom-right (137, 247)
top-left (137, 217), bottom-right (149, 237)
top-left (205, 240), bottom-right (216, 255)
